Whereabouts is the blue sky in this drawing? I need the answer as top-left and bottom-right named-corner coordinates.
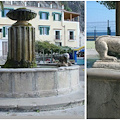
top-left (87, 1), bottom-right (115, 32)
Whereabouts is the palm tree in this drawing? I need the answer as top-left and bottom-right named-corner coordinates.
top-left (0, 1), bottom-right (3, 10)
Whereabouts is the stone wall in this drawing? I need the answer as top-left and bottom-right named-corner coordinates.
top-left (87, 68), bottom-right (120, 119)
top-left (0, 65), bottom-right (80, 98)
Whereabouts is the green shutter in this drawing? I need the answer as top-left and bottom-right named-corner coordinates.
top-left (3, 27), bottom-right (5, 37)
top-left (39, 12), bottom-right (42, 19)
top-left (40, 12), bottom-right (42, 19)
top-left (59, 14), bottom-right (62, 21)
top-left (40, 27), bottom-right (42, 35)
top-left (53, 14), bottom-right (55, 21)
top-left (1, 10), bottom-right (4, 17)
top-left (46, 13), bottom-right (49, 20)
top-left (47, 27), bottom-right (50, 35)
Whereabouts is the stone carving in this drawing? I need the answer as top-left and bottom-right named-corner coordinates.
top-left (54, 53), bottom-right (72, 67)
top-left (93, 35), bottom-right (120, 69)
top-left (95, 35), bottom-right (120, 61)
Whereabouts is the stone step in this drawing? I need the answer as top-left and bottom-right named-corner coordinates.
top-left (0, 105), bottom-right (84, 119)
top-left (0, 88), bottom-right (84, 112)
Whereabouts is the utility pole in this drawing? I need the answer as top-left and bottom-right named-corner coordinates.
top-left (116, 1), bottom-right (120, 36)
top-left (107, 20), bottom-right (111, 35)
top-left (94, 27), bottom-right (96, 40)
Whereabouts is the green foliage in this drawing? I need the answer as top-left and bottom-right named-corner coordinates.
top-left (60, 46), bottom-right (73, 54)
top-left (60, 1), bottom-right (72, 11)
top-left (35, 41), bottom-right (73, 54)
top-left (36, 110), bottom-right (40, 113)
top-left (97, 1), bottom-right (116, 9)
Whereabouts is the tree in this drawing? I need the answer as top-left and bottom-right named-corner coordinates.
top-left (97, 1), bottom-right (115, 9)
top-left (60, 1), bottom-right (72, 11)
top-left (97, 1), bottom-right (120, 36)
top-left (0, 1), bottom-right (3, 10)
top-left (35, 41), bottom-right (72, 54)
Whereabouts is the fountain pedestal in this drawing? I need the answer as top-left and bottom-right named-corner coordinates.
top-left (2, 8), bottom-right (37, 68)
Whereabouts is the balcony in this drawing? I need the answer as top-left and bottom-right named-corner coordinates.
top-left (64, 11), bottom-right (80, 22)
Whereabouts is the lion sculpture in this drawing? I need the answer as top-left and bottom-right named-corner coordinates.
top-left (95, 35), bottom-right (120, 61)
top-left (53, 53), bottom-right (72, 67)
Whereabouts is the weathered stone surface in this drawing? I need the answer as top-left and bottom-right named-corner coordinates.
top-left (3, 8), bottom-right (37, 68)
top-left (55, 53), bottom-right (72, 67)
top-left (0, 88), bottom-right (84, 113)
top-left (95, 35), bottom-right (120, 61)
top-left (0, 65), bottom-right (80, 98)
top-left (87, 68), bottom-right (120, 119)
top-left (93, 60), bottom-right (120, 70)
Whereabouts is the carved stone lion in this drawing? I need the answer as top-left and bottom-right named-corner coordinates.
top-left (54, 53), bottom-right (72, 67)
top-left (95, 35), bottom-right (120, 61)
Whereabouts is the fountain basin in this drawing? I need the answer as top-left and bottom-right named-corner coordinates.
top-left (6, 8), bottom-right (37, 21)
top-left (0, 65), bottom-right (80, 98)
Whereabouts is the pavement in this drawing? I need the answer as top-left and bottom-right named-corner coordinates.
top-left (87, 49), bottom-right (99, 59)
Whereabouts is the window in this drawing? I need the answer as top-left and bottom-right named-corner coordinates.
top-left (41, 13), bottom-right (47, 19)
top-left (0, 29), bottom-right (2, 32)
top-left (2, 41), bottom-right (8, 56)
top-left (55, 42), bottom-right (62, 46)
top-left (3, 26), bottom-right (9, 37)
top-left (39, 11), bottom-right (49, 20)
top-left (39, 26), bottom-right (50, 35)
top-left (55, 31), bottom-right (60, 40)
top-left (55, 14), bottom-right (59, 21)
top-left (52, 12), bottom-right (62, 21)
top-left (69, 31), bottom-right (74, 40)
top-left (1, 8), bottom-right (13, 17)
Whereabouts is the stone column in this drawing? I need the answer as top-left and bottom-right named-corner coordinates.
top-left (8, 26), bottom-right (35, 62)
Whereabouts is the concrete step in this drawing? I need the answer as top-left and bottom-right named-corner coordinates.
top-left (0, 88), bottom-right (84, 112)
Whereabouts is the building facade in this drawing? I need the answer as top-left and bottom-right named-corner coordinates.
top-left (0, 2), bottom-right (80, 57)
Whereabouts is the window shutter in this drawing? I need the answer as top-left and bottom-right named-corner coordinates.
top-left (72, 31), bottom-right (74, 39)
top-left (1, 10), bottom-right (4, 17)
top-left (3, 27), bottom-right (5, 37)
top-left (46, 13), bottom-right (49, 20)
top-left (59, 14), bottom-right (62, 21)
top-left (40, 27), bottom-right (42, 35)
top-left (40, 12), bottom-right (42, 19)
top-left (53, 14), bottom-right (55, 21)
top-left (47, 27), bottom-right (50, 35)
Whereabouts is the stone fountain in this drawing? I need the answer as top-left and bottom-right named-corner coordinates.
top-left (0, 8), bottom-right (83, 112)
top-left (87, 35), bottom-right (120, 119)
